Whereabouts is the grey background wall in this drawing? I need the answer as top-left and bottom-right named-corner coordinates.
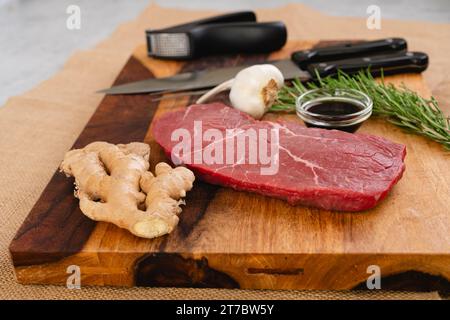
top-left (1, 0), bottom-right (450, 106)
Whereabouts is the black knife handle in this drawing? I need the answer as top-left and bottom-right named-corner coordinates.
top-left (191, 21), bottom-right (287, 57)
top-left (307, 52), bottom-right (428, 79)
top-left (160, 11), bottom-right (257, 32)
top-left (292, 38), bottom-right (407, 69)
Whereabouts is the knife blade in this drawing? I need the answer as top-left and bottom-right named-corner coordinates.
top-left (98, 62), bottom-right (297, 95)
top-left (98, 38), bottom-right (411, 95)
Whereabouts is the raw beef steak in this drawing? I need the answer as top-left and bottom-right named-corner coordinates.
top-left (152, 103), bottom-right (406, 211)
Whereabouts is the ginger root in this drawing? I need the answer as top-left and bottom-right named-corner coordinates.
top-left (60, 141), bottom-right (195, 239)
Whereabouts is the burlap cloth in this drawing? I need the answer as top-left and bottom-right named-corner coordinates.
top-left (1, 3), bottom-right (448, 300)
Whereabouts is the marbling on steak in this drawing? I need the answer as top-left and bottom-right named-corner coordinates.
top-left (152, 103), bottom-right (406, 211)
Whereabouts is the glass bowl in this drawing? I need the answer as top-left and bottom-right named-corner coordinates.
top-left (295, 88), bottom-right (373, 133)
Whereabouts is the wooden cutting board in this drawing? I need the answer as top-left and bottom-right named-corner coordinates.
top-left (9, 41), bottom-right (450, 292)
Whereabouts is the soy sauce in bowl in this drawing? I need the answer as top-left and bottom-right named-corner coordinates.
top-left (296, 89), bottom-right (373, 133)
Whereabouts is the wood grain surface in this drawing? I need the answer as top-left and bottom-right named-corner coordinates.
top-left (9, 41), bottom-right (450, 292)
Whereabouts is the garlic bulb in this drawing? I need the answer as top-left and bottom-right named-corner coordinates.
top-left (196, 64), bottom-right (284, 119)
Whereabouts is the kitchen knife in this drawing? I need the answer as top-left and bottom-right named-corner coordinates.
top-left (98, 38), bottom-right (414, 95)
top-left (150, 52), bottom-right (429, 101)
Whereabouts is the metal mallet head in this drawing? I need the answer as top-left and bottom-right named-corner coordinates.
top-left (147, 33), bottom-right (191, 58)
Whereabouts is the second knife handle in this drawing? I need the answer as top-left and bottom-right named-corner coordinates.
top-left (292, 38), bottom-right (407, 69)
top-left (307, 52), bottom-right (429, 79)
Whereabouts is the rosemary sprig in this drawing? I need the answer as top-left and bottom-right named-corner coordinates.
top-left (272, 70), bottom-right (450, 150)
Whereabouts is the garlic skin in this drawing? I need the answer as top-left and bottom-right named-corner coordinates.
top-left (229, 64), bottom-right (284, 119)
top-left (196, 64), bottom-right (284, 119)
